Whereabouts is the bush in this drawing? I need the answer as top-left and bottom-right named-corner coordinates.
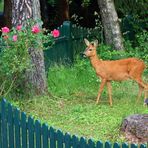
top-left (0, 19), bottom-right (58, 98)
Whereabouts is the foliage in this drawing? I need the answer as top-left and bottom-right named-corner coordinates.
top-left (114, 0), bottom-right (147, 41)
top-left (0, 19), bottom-right (59, 98)
top-left (114, 0), bottom-right (147, 18)
top-left (134, 30), bottom-right (148, 64)
top-left (96, 30), bottom-right (148, 66)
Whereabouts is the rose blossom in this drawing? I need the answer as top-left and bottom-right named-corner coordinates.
top-left (51, 29), bottom-right (60, 38)
top-left (31, 25), bottom-right (40, 34)
top-left (12, 35), bottom-right (18, 42)
top-left (16, 25), bottom-right (22, 31)
top-left (1, 27), bottom-right (10, 33)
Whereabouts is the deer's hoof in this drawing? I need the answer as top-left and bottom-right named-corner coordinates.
top-left (96, 100), bottom-right (99, 104)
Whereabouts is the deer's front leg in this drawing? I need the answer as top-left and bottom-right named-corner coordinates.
top-left (106, 81), bottom-right (112, 106)
top-left (96, 79), bottom-right (106, 104)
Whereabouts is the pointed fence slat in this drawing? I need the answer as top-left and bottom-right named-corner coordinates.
top-left (88, 139), bottom-right (95, 148)
top-left (122, 143), bottom-right (129, 148)
top-left (140, 144), bottom-right (147, 148)
top-left (96, 141), bottom-right (103, 148)
top-left (105, 141), bottom-right (112, 148)
top-left (42, 123), bottom-right (49, 148)
top-left (8, 103), bottom-right (14, 148)
top-left (79, 137), bottom-right (87, 148)
top-left (28, 116), bottom-right (35, 148)
top-left (1, 99), bottom-right (8, 148)
top-left (35, 120), bottom-right (41, 148)
top-left (71, 135), bottom-right (79, 148)
top-left (21, 112), bottom-right (27, 148)
top-left (113, 142), bottom-right (120, 148)
top-left (64, 133), bottom-right (71, 148)
top-left (57, 130), bottom-right (64, 148)
top-left (131, 144), bottom-right (138, 148)
top-left (49, 127), bottom-right (56, 148)
top-left (14, 108), bottom-right (21, 148)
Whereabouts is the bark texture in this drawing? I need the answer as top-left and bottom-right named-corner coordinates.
top-left (120, 114), bottom-right (148, 143)
top-left (97, 0), bottom-right (124, 50)
top-left (11, 0), bottom-right (41, 26)
top-left (4, 0), bottom-right (47, 95)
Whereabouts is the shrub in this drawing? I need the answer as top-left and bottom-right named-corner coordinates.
top-left (0, 19), bottom-right (59, 98)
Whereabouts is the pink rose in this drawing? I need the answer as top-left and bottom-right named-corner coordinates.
top-left (51, 29), bottom-right (60, 38)
top-left (2, 27), bottom-right (10, 33)
top-left (12, 35), bottom-right (18, 42)
top-left (32, 25), bottom-right (40, 34)
top-left (16, 25), bottom-right (22, 31)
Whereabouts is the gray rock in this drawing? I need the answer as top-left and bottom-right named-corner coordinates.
top-left (120, 114), bottom-right (148, 143)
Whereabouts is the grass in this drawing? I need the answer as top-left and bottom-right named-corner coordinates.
top-left (8, 58), bottom-right (148, 143)
top-left (0, 1), bottom-right (3, 12)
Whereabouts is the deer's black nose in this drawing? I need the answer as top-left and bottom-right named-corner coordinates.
top-left (80, 52), bottom-right (86, 58)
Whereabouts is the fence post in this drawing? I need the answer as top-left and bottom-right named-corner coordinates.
top-left (1, 99), bottom-right (8, 148)
top-left (62, 21), bottom-right (73, 63)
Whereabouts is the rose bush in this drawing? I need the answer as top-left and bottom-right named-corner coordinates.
top-left (0, 19), bottom-right (60, 97)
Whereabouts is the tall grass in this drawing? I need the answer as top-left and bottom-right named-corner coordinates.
top-left (48, 59), bottom-right (99, 99)
top-left (47, 57), bottom-right (148, 101)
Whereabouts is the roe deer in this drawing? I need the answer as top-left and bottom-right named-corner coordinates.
top-left (83, 38), bottom-right (148, 106)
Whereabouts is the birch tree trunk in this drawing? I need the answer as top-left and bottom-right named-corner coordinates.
top-left (4, 0), bottom-right (47, 96)
top-left (97, 0), bottom-right (124, 50)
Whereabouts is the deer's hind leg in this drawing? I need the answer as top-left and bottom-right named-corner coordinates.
top-left (137, 84), bottom-right (144, 103)
top-left (129, 64), bottom-right (147, 102)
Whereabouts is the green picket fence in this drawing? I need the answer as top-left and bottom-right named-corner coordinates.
top-left (44, 21), bottom-right (103, 70)
top-left (0, 99), bottom-right (147, 148)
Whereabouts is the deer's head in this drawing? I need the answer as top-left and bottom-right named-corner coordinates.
top-left (83, 38), bottom-right (98, 58)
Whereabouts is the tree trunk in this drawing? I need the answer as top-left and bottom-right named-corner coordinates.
top-left (97, 0), bottom-right (124, 50)
top-left (3, 0), bottom-right (12, 28)
top-left (39, 0), bottom-right (50, 28)
top-left (56, 0), bottom-right (69, 26)
top-left (4, 0), bottom-right (47, 96)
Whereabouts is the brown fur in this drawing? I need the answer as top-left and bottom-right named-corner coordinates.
top-left (83, 39), bottom-right (148, 106)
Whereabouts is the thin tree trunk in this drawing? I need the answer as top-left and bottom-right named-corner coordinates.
top-left (3, 0), bottom-right (12, 28)
top-left (4, 0), bottom-right (47, 96)
top-left (56, 0), bottom-right (69, 25)
top-left (39, 0), bottom-right (49, 28)
top-left (97, 0), bottom-right (124, 50)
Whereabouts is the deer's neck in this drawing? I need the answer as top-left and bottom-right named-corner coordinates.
top-left (89, 55), bottom-right (101, 69)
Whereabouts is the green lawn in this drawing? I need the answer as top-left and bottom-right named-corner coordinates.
top-left (9, 59), bottom-right (148, 143)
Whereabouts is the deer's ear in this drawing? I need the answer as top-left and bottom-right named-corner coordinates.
top-left (93, 40), bottom-right (98, 47)
top-left (84, 38), bottom-right (90, 46)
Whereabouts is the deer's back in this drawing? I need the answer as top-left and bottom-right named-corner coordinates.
top-left (95, 58), bottom-right (145, 81)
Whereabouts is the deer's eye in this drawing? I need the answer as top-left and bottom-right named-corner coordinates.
top-left (89, 49), bottom-right (92, 51)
